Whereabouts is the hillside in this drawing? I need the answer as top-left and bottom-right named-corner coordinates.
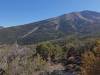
top-left (0, 37), bottom-right (99, 75)
top-left (0, 10), bottom-right (100, 44)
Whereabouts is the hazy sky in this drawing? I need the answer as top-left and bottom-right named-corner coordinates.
top-left (0, 0), bottom-right (100, 27)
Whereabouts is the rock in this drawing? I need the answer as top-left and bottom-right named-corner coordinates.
top-left (50, 70), bottom-right (76, 75)
top-left (39, 70), bottom-right (76, 75)
top-left (39, 71), bottom-right (50, 75)
top-left (0, 68), bottom-right (5, 75)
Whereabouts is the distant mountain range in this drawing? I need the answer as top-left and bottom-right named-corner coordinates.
top-left (0, 10), bottom-right (100, 45)
top-left (0, 26), bottom-right (3, 29)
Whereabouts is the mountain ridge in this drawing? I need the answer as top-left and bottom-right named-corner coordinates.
top-left (0, 10), bottom-right (100, 45)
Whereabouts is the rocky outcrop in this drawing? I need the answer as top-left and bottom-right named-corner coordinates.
top-left (0, 68), bottom-right (5, 75)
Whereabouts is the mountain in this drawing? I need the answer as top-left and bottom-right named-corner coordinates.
top-left (0, 10), bottom-right (100, 45)
top-left (0, 26), bottom-right (3, 29)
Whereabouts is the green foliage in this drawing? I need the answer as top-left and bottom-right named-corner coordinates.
top-left (0, 36), bottom-right (100, 75)
top-left (36, 42), bottom-right (64, 62)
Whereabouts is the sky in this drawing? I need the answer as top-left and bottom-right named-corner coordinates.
top-left (0, 0), bottom-right (100, 27)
